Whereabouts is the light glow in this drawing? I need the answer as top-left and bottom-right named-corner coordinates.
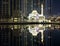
top-left (28, 24), bottom-right (45, 42)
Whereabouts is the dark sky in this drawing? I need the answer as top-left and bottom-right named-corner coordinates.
top-left (52, 0), bottom-right (60, 14)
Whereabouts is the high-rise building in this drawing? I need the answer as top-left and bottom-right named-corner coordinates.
top-left (0, 0), bottom-right (12, 18)
top-left (0, 0), bottom-right (45, 19)
top-left (19, 0), bottom-right (44, 16)
top-left (11, 0), bottom-right (44, 22)
top-left (0, 0), bottom-right (2, 17)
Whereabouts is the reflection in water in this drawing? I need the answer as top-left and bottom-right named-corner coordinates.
top-left (0, 24), bottom-right (51, 43)
top-left (27, 24), bottom-right (51, 42)
top-left (0, 24), bottom-right (60, 46)
top-left (28, 24), bottom-right (45, 42)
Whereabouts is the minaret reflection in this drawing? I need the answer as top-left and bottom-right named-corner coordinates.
top-left (28, 24), bottom-right (45, 42)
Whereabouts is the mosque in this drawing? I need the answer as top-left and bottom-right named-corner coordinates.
top-left (28, 4), bottom-right (45, 22)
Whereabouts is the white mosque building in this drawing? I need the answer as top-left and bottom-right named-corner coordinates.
top-left (28, 4), bottom-right (45, 22)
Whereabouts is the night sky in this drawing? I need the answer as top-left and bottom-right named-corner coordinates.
top-left (52, 0), bottom-right (60, 15)
top-left (0, 0), bottom-right (60, 15)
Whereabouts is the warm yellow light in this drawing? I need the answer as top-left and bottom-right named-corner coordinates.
top-left (39, 30), bottom-right (44, 42)
top-left (14, 18), bottom-right (18, 20)
top-left (31, 31), bottom-right (38, 36)
top-left (49, 24), bottom-right (51, 27)
top-left (14, 18), bottom-right (18, 22)
top-left (14, 20), bottom-right (17, 22)
top-left (49, 20), bottom-right (51, 22)
top-left (39, 24), bottom-right (43, 27)
top-left (14, 25), bottom-right (18, 29)
top-left (32, 10), bottom-right (38, 14)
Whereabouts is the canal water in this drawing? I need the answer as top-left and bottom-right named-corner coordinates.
top-left (0, 24), bottom-right (60, 46)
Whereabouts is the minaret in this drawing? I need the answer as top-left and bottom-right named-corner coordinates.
top-left (41, 4), bottom-right (43, 16)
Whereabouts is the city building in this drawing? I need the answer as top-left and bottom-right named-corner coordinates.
top-left (0, 0), bottom-right (13, 22)
top-left (0, 0), bottom-right (12, 18)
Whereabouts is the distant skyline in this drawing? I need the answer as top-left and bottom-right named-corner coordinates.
top-left (0, 0), bottom-right (60, 16)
